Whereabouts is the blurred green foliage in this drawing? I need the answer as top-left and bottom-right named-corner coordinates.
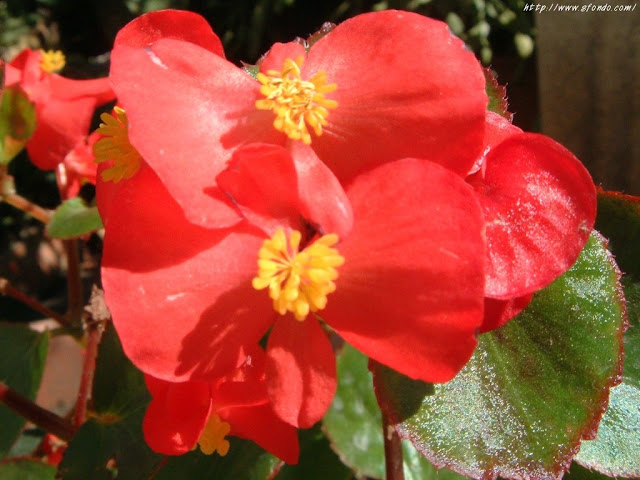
top-left (1, 0), bottom-right (534, 67)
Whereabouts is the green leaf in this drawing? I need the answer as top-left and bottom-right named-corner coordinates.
top-left (46, 197), bottom-right (103, 239)
top-left (0, 323), bottom-right (49, 458)
top-left (153, 439), bottom-right (281, 480)
top-left (484, 68), bottom-right (511, 120)
top-left (0, 85), bottom-right (36, 165)
top-left (58, 324), bottom-right (163, 480)
top-left (275, 425), bottom-right (352, 480)
top-left (373, 232), bottom-right (626, 480)
top-left (595, 190), bottom-right (640, 278)
top-left (0, 459), bottom-right (56, 480)
top-left (323, 343), bottom-right (467, 480)
top-left (573, 191), bottom-right (640, 477)
top-left (565, 461), bottom-right (622, 480)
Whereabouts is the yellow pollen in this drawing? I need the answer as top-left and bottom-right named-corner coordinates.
top-left (255, 57), bottom-right (337, 145)
top-left (197, 413), bottom-right (231, 456)
top-left (252, 229), bottom-right (345, 321)
top-left (93, 107), bottom-right (142, 182)
top-left (39, 50), bottom-right (66, 74)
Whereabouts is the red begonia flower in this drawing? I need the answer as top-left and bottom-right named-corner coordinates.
top-left (98, 143), bottom-right (485, 428)
top-left (469, 112), bottom-right (596, 331)
top-left (480, 294), bottom-right (534, 333)
top-left (5, 48), bottom-right (114, 170)
top-left (56, 131), bottom-right (100, 199)
top-left (108, 9), bottom-right (486, 228)
top-left (142, 347), bottom-right (299, 463)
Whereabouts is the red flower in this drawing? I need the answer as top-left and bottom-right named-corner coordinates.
top-left (107, 9), bottom-right (487, 228)
top-left (97, 140), bottom-right (486, 429)
top-left (142, 346), bottom-right (299, 463)
top-left (56, 131), bottom-right (101, 199)
top-left (5, 48), bottom-right (115, 170)
top-left (470, 112), bottom-right (597, 331)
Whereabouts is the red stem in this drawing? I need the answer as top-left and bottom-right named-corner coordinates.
top-left (0, 382), bottom-right (76, 442)
top-left (0, 278), bottom-right (69, 327)
top-left (72, 319), bottom-right (102, 428)
top-left (72, 287), bottom-right (109, 428)
top-left (2, 192), bottom-right (52, 224)
top-left (382, 408), bottom-right (405, 480)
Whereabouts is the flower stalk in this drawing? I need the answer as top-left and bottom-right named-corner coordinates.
top-left (0, 277), bottom-right (69, 327)
top-left (0, 381), bottom-right (76, 442)
top-left (382, 394), bottom-right (405, 480)
top-left (73, 287), bottom-right (109, 427)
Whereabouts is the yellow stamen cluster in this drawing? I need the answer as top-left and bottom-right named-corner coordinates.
top-left (255, 57), bottom-right (338, 145)
top-left (39, 49), bottom-right (66, 74)
top-left (252, 229), bottom-right (344, 321)
top-left (93, 107), bottom-right (142, 182)
top-left (198, 413), bottom-right (231, 456)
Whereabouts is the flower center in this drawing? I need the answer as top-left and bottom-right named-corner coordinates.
top-left (255, 57), bottom-right (337, 145)
top-left (252, 229), bottom-right (344, 321)
top-left (197, 413), bottom-right (231, 456)
top-left (93, 107), bottom-right (142, 182)
top-left (39, 50), bottom-right (65, 74)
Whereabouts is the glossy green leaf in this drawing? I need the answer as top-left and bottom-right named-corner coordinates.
top-left (0, 459), bottom-right (56, 480)
top-left (323, 343), bottom-right (467, 480)
top-left (0, 85), bottom-right (36, 165)
top-left (0, 323), bottom-right (49, 458)
top-left (574, 191), bottom-right (640, 477)
top-left (484, 68), bottom-right (511, 120)
top-left (58, 325), bottom-right (163, 480)
top-left (595, 190), bottom-right (640, 278)
top-left (374, 232), bottom-right (625, 480)
top-left (153, 439), bottom-right (281, 480)
top-left (46, 197), bottom-right (103, 239)
top-left (564, 461), bottom-right (622, 480)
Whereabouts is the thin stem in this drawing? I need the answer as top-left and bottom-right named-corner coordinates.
top-left (2, 192), bottom-right (52, 224)
top-left (382, 407), bottom-right (405, 480)
top-left (63, 239), bottom-right (84, 324)
top-left (0, 381), bottom-right (76, 442)
top-left (72, 322), bottom-right (101, 427)
top-left (0, 277), bottom-right (69, 327)
top-left (72, 286), bottom-right (109, 428)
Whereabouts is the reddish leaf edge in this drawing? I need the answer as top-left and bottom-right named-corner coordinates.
top-left (371, 231), bottom-right (628, 480)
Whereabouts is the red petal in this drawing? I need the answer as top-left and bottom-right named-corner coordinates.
top-left (100, 164), bottom-right (275, 381)
top-left (467, 111), bottom-right (522, 176)
top-left (114, 9), bottom-right (224, 56)
top-left (217, 143), bottom-right (353, 238)
top-left (214, 347), bottom-right (269, 408)
top-left (483, 111), bottom-right (522, 149)
top-left (221, 403), bottom-right (300, 464)
top-left (289, 142), bottom-right (353, 238)
top-left (59, 133), bottom-right (98, 199)
top-left (142, 375), bottom-right (211, 455)
top-left (7, 49), bottom-right (42, 92)
top-left (480, 294), bottom-right (533, 333)
top-left (27, 96), bottom-right (95, 169)
top-left (259, 42), bottom-right (306, 73)
top-left (265, 317), bottom-right (337, 428)
top-left (216, 143), bottom-right (304, 233)
top-left (49, 75), bottom-right (115, 105)
top-left (110, 37), bottom-right (282, 227)
top-left (305, 10), bottom-right (486, 182)
top-left (325, 158), bottom-right (485, 383)
top-left (472, 133), bottom-right (596, 298)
